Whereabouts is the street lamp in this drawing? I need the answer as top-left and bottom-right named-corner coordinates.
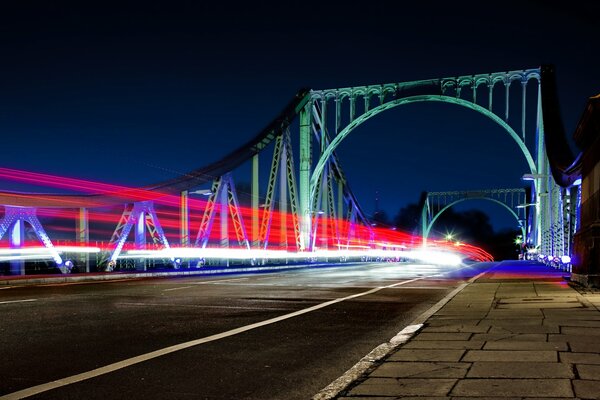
top-left (190, 189), bottom-right (213, 196)
top-left (521, 173), bottom-right (548, 181)
top-left (516, 203), bottom-right (537, 209)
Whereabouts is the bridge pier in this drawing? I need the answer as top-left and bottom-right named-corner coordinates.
top-left (9, 219), bottom-right (25, 275)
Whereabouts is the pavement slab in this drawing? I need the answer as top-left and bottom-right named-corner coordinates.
top-left (482, 340), bottom-right (568, 351)
top-left (347, 378), bottom-right (457, 397)
top-left (463, 350), bottom-right (558, 362)
top-left (466, 361), bottom-right (574, 378)
top-left (403, 340), bottom-right (485, 350)
top-left (560, 352), bottom-right (600, 364)
top-left (577, 364), bottom-right (600, 380)
top-left (421, 325), bottom-right (490, 333)
top-left (387, 349), bottom-right (466, 362)
top-left (573, 380), bottom-right (600, 399)
top-left (570, 342), bottom-right (600, 353)
top-left (450, 378), bottom-right (574, 397)
top-left (370, 362), bottom-right (470, 378)
top-left (412, 332), bottom-right (472, 341)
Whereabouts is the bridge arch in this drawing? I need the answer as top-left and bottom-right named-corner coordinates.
top-left (309, 94), bottom-right (538, 205)
top-left (422, 197), bottom-right (526, 242)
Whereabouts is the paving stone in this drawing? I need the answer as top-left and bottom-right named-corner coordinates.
top-left (525, 398), bottom-right (580, 400)
top-left (348, 377), bottom-right (457, 397)
top-left (338, 397), bottom-right (398, 400)
top-left (422, 325), bottom-right (489, 333)
top-left (486, 310), bottom-right (544, 319)
top-left (570, 342), bottom-right (600, 353)
top-left (478, 319), bottom-right (544, 327)
top-left (577, 364), bottom-right (600, 380)
top-left (463, 350), bottom-right (557, 362)
top-left (544, 310), bottom-right (600, 319)
top-left (471, 333), bottom-right (547, 342)
top-left (370, 361), bottom-right (469, 378)
top-left (427, 319), bottom-right (482, 326)
top-left (562, 326), bottom-right (600, 335)
top-left (467, 361), bottom-right (574, 378)
top-left (486, 325), bottom-right (559, 334)
top-left (450, 378), bottom-right (573, 397)
top-left (550, 334), bottom-right (600, 343)
top-left (387, 349), bottom-right (465, 362)
top-left (573, 379), bottom-right (600, 399)
top-left (496, 302), bottom-right (583, 309)
top-left (403, 340), bottom-right (484, 350)
top-left (546, 319), bottom-right (600, 327)
top-left (413, 332), bottom-right (472, 341)
top-left (560, 352), bottom-right (600, 364)
top-left (483, 340), bottom-right (568, 351)
top-left (498, 297), bottom-right (578, 304)
top-left (452, 398), bottom-right (522, 400)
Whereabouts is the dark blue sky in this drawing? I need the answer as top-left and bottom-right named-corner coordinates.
top-left (1, 1), bottom-right (598, 233)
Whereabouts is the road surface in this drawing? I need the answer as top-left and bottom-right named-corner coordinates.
top-left (0, 261), bottom-right (491, 399)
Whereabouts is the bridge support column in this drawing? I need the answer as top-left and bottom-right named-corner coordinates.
top-left (299, 104), bottom-right (312, 251)
top-left (135, 210), bottom-right (147, 271)
top-left (9, 219), bottom-right (25, 275)
top-left (77, 208), bottom-right (89, 272)
top-left (252, 154), bottom-right (259, 248)
top-left (220, 179), bottom-right (229, 266)
top-left (180, 191), bottom-right (189, 247)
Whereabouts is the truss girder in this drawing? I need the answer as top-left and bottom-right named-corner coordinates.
top-left (195, 174), bottom-right (250, 249)
top-left (0, 206), bottom-right (63, 268)
top-left (108, 201), bottom-right (171, 263)
top-left (258, 129), bottom-right (302, 250)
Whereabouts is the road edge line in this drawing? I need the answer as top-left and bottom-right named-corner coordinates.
top-left (312, 264), bottom-right (492, 400)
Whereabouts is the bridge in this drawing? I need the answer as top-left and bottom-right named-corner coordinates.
top-left (0, 65), bottom-right (591, 282)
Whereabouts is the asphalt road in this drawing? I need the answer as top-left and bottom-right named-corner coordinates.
top-left (0, 261), bottom-right (491, 399)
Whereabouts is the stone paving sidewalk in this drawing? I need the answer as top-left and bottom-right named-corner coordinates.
top-left (338, 261), bottom-right (600, 399)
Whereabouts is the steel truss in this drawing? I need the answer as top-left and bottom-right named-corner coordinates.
top-left (0, 206), bottom-right (63, 272)
top-left (194, 173), bottom-right (250, 249)
top-left (107, 201), bottom-right (170, 268)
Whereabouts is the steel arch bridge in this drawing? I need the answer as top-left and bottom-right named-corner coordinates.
top-left (420, 189), bottom-right (528, 244)
top-left (0, 66), bottom-right (582, 274)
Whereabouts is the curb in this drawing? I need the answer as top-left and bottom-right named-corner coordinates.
top-left (312, 266), bottom-right (491, 400)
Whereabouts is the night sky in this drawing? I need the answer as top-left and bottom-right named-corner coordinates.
top-left (1, 1), bottom-right (599, 235)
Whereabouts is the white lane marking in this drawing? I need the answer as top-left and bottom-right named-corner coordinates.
top-left (162, 286), bottom-right (193, 292)
top-left (188, 277), bottom-right (249, 285)
top-left (0, 286), bottom-right (13, 290)
top-left (1, 276), bottom-right (425, 400)
top-left (0, 299), bottom-right (37, 305)
top-left (189, 278), bottom-right (250, 285)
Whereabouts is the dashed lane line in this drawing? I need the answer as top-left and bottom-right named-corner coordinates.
top-left (162, 286), bottom-right (193, 292)
top-left (0, 276), bottom-right (427, 399)
top-left (0, 299), bottom-right (37, 305)
top-left (188, 277), bottom-right (250, 285)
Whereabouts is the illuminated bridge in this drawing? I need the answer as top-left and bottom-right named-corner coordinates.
top-left (0, 65), bottom-right (584, 276)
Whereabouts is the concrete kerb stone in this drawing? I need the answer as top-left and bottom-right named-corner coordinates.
top-left (312, 267), bottom-right (492, 400)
